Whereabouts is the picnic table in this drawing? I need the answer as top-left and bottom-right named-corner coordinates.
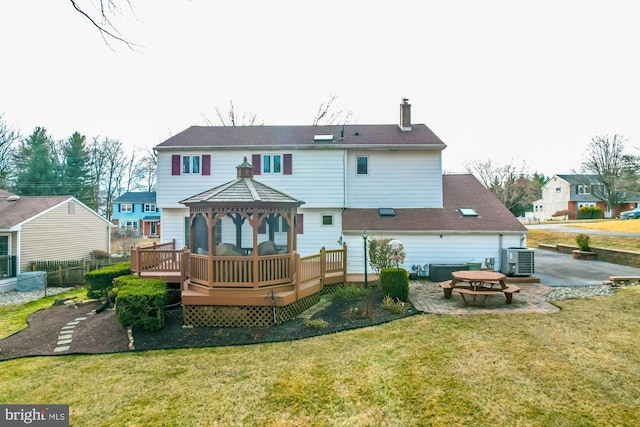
top-left (439, 270), bottom-right (520, 306)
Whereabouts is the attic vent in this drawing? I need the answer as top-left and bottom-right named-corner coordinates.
top-left (313, 134), bottom-right (334, 142)
top-left (459, 207), bottom-right (478, 217)
top-left (379, 208), bottom-right (395, 217)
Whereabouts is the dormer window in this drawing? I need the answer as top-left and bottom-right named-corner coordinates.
top-left (578, 184), bottom-right (591, 194)
top-left (459, 207), bottom-right (478, 217)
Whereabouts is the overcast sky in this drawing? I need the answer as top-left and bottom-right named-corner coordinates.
top-left (1, 0), bottom-right (638, 176)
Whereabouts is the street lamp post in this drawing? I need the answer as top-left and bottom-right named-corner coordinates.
top-left (362, 230), bottom-right (368, 288)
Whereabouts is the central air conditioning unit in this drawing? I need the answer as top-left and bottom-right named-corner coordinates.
top-left (500, 248), bottom-right (534, 276)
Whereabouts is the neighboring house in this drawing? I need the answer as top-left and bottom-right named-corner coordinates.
top-left (539, 174), bottom-right (638, 220)
top-left (154, 100), bottom-right (528, 273)
top-left (0, 189), bottom-right (113, 285)
top-left (112, 192), bottom-right (160, 237)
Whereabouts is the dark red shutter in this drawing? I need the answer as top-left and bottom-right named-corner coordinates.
top-left (252, 154), bottom-right (261, 175)
top-left (202, 155), bottom-right (211, 176)
top-left (296, 213), bottom-right (304, 234)
top-left (171, 155), bottom-right (181, 176)
top-left (283, 153), bottom-right (292, 175)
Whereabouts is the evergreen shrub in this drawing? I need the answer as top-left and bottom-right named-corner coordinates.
top-left (380, 267), bottom-right (409, 302)
top-left (84, 261), bottom-right (131, 299)
top-left (115, 277), bottom-right (167, 331)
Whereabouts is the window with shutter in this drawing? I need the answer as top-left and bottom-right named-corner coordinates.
top-left (296, 213), bottom-right (304, 234)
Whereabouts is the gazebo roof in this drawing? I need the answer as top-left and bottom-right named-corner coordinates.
top-left (180, 158), bottom-right (304, 206)
top-left (180, 178), bottom-right (304, 205)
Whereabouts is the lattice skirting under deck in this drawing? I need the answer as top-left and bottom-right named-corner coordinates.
top-left (183, 292), bottom-right (322, 327)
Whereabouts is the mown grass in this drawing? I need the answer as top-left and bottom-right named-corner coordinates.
top-left (527, 219), bottom-right (640, 251)
top-left (1, 288), bottom-right (639, 426)
top-left (0, 287), bottom-right (87, 339)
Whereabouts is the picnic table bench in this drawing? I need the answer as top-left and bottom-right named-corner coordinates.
top-left (439, 271), bottom-right (520, 306)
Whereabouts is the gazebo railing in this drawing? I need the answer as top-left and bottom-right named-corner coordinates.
top-left (189, 253), bottom-right (292, 288)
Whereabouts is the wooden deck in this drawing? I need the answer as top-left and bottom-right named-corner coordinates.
top-left (131, 244), bottom-right (348, 307)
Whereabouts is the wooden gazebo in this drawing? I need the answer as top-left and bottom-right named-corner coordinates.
top-left (176, 158), bottom-right (346, 327)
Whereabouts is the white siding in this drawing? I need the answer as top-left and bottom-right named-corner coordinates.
top-left (541, 176), bottom-right (571, 219)
top-left (156, 149), bottom-right (345, 209)
top-left (296, 208), bottom-right (344, 256)
top-left (344, 232), bottom-right (526, 274)
top-left (346, 150), bottom-right (442, 208)
top-left (161, 207), bottom-right (189, 248)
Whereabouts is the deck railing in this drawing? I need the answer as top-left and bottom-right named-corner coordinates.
top-left (132, 242), bottom-right (347, 292)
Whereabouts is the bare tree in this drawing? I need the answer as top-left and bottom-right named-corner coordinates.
top-left (313, 94), bottom-right (354, 126)
top-left (201, 101), bottom-right (263, 126)
top-left (69, 0), bottom-right (139, 49)
top-left (580, 134), bottom-right (639, 212)
top-left (136, 148), bottom-right (157, 192)
top-left (465, 159), bottom-right (544, 217)
top-left (0, 114), bottom-right (20, 188)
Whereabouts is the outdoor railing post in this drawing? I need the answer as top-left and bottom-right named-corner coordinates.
top-left (343, 242), bottom-right (348, 282)
top-left (295, 252), bottom-right (301, 301)
top-left (320, 246), bottom-right (326, 289)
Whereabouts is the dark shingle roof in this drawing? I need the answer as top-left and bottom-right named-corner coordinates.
top-left (155, 124), bottom-right (446, 150)
top-left (342, 174), bottom-right (527, 233)
top-left (555, 174), bottom-right (601, 185)
top-left (114, 192), bottom-right (157, 203)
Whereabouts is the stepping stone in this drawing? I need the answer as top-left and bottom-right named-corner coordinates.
top-left (53, 346), bottom-right (70, 353)
top-left (57, 339), bottom-right (72, 345)
top-left (75, 317), bottom-right (87, 321)
top-left (67, 321), bottom-right (80, 325)
top-left (61, 325), bottom-right (75, 330)
top-left (58, 334), bottom-right (73, 340)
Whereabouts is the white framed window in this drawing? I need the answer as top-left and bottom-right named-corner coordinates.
top-left (356, 156), bottom-right (369, 175)
top-left (0, 235), bottom-right (9, 256)
top-left (144, 204), bottom-right (157, 212)
top-left (120, 203), bottom-right (133, 213)
top-left (182, 155), bottom-right (201, 175)
top-left (578, 184), bottom-right (591, 194)
top-left (578, 202), bottom-right (596, 209)
top-left (555, 187), bottom-right (561, 193)
top-left (321, 213), bottom-right (334, 226)
top-left (262, 154), bottom-right (282, 174)
top-left (119, 221), bottom-right (138, 229)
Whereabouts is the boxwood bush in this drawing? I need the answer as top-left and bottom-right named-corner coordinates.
top-left (380, 267), bottom-right (409, 302)
top-left (84, 261), bottom-right (131, 299)
top-left (115, 276), bottom-right (167, 331)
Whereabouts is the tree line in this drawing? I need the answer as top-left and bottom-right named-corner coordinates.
top-left (464, 134), bottom-right (639, 218)
top-left (0, 114), bottom-right (156, 220)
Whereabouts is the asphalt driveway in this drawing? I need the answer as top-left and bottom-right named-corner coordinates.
top-left (532, 248), bottom-right (640, 287)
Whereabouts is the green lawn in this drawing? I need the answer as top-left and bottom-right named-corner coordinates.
top-left (1, 287), bottom-right (639, 426)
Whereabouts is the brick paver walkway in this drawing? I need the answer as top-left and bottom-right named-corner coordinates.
top-left (408, 280), bottom-right (559, 314)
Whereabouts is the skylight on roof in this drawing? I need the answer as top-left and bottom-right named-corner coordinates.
top-left (313, 134), bottom-right (334, 142)
top-left (459, 207), bottom-right (478, 217)
top-left (379, 208), bottom-right (395, 217)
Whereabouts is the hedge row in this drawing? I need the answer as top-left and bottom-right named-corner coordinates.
top-left (380, 268), bottom-right (409, 302)
top-left (84, 261), bottom-right (131, 299)
top-left (114, 275), bottom-right (167, 331)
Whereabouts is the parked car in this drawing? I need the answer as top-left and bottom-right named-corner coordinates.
top-left (619, 207), bottom-right (640, 219)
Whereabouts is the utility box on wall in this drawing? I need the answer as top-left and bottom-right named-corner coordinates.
top-left (429, 264), bottom-right (468, 282)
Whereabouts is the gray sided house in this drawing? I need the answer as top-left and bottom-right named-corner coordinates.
top-left (0, 190), bottom-right (112, 288)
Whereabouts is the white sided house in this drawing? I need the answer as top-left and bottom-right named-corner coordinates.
top-left (154, 100), bottom-right (527, 274)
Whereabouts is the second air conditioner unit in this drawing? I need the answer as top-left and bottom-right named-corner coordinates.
top-left (500, 248), bottom-right (534, 276)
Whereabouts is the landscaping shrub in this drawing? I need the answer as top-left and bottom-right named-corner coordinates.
top-left (115, 277), bottom-right (167, 331)
top-left (575, 234), bottom-right (591, 252)
top-left (332, 285), bottom-right (371, 299)
top-left (380, 295), bottom-right (409, 314)
top-left (380, 267), bottom-right (409, 302)
top-left (84, 261), bottom-right (131, 299)
top-left (551, 210), bottom-right (577, 220)
top-left (578, 205), bottom-right (601, 219)
top-left (368, 237), bottom-right (406, 275)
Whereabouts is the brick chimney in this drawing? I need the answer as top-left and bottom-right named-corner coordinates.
top-left (399, 98), bottom-right (412, 131)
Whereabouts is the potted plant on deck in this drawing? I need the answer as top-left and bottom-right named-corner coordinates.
top-left (572, 234), bottom-right (597, 260)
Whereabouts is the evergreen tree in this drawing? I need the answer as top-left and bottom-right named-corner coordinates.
top-left (12, 127), bottom-right (60, 195)
top-left (60, 131), bottom-right (93, 205)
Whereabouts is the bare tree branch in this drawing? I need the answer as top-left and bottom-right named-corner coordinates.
top-left (313, 94), bottom-right (354, 126)
top-left (201, 101), bottom-right (263, 126)
top-left (69, 0), bottom-right (140, 50)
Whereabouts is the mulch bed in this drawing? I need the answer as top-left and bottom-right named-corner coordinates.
top-left (0, 287), bottom-right (416, 361)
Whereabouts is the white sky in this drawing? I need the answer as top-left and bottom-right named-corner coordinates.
top-left (1, 0), bottom-right (639, 176)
